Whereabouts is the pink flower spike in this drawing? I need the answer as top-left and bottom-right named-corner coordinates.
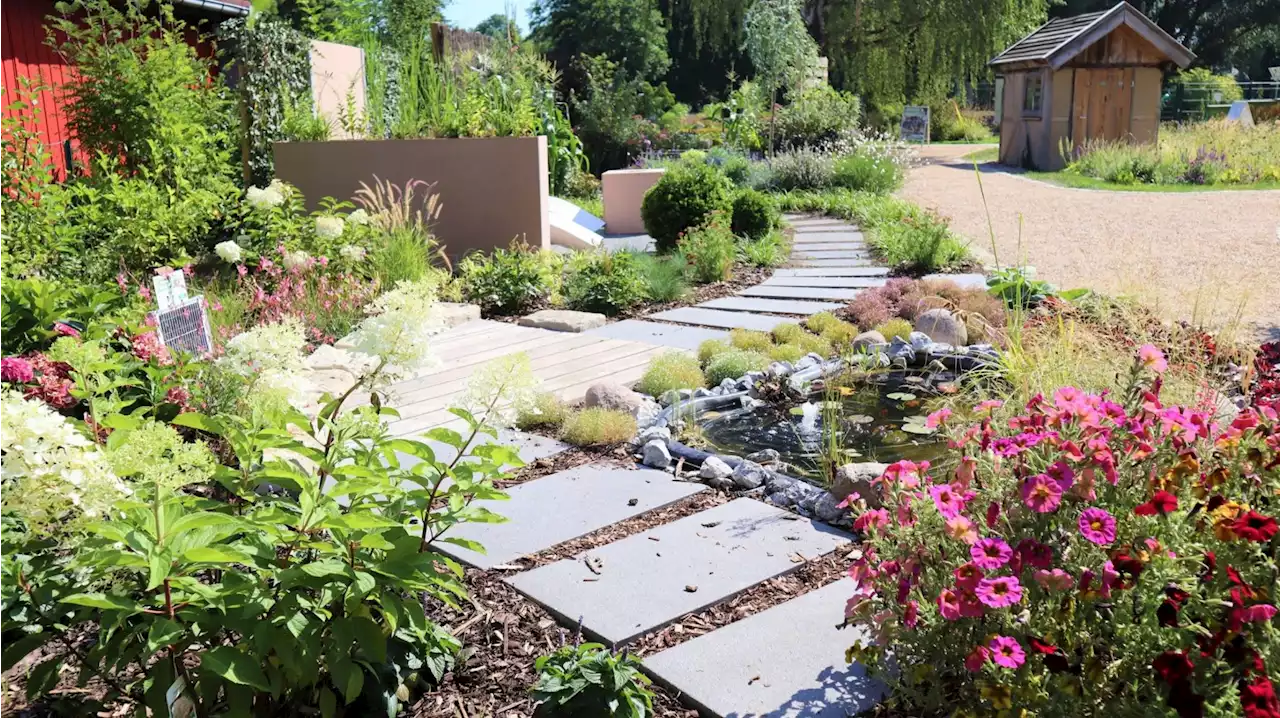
top-left (925, 407), bottom-right (952, 429)
top-left (988, 636), bottom-right (1026, 669)
top-left (1079, 507), bottom-right (1117, 545)
top-left (1139, 344), bottom-right (1168, 373)
top-left (976, 576), bottom-right (1023, 608)
top-left (971, 538), bottom-right (1012, 571)
top-left (1021, 474), bottom-right (1063, 513)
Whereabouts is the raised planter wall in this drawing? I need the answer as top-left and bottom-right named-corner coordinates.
top-left (273, 136), bottom-right (550, 259)
top-left (602, 168), bottom-right (665, 234)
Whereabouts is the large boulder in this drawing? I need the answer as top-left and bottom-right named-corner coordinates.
top-left (832, 462), bottom-right (889, 506)
top-left (699, 456), bottom-right (733, 480)
top-left (914, 308), bottom-right (967, 347)
top-left (585, 382), bottom-right (647, 415)
top-left (851, 330), bottom-right (885, 352)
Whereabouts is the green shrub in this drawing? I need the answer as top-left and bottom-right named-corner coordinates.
top-left (771, 322), bottom-right (807, 344)
top-left (560, 408), bottom-right (637, 446)
top-left (563, 251), bottom-right (649, 315)
top-left (532, 642), bottom-right (654, 717)
top-left (773, 86), bottom-right (861, 149)
top-left (729, 328), bottom-right (774, 352)
top-left (704, 350), bottom-right (770, 386)
top-left (730, 189), bottom-right (779, 239)
top-left (740, 230), bottom-right (788, 268)
top-left (768, 343), bottom-right (807, 362)
top-left (805, 311), bottom-right (845, 335)
top-left (677, 213), bottom-right (737, 284)
top-left (792, 332), bottom-right (833, 358)
top-left (697, 338), bottom-right (733, 367)
top-left (458, 244), bottom-right (556, 315)
top-left (820, 318), bottom-right (859, 347)
top-left (641, 161), bottom-right (733, 252)
top-left (874, 317), bottom-right (912, 341)
top-left (637, 352), bottom-right (705, 397)
top-left (833, 152), bottom-right (904, 194)
top-left (627, 252), bottom-right (689, 302)
top-left (872, 214), bottom-right (970, 273)
top-left (516, 392), bottom-right (570, 431)
top-left (767, 148), bottom-right (834, 191)
top-left (710, 148), bottom-right (752, 187)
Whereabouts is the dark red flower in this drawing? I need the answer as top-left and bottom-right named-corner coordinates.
top-left (1135, 490), bottom-right (1179, 516)
top-left (1028, 637), bottom-right (1058, 654)
top-left (1241, 675), bottom-right (1280, 718)
top-left (1154, 651), bottom-right (1195, 685)
top-left (1158, 600), bottom-right (1181, 627)
top-left (1168, 679), bottom-right (1205, 718)
top-left (1206, 495), bottom-right (1227, 513)
top-left (1232, 512), bottom-right (1278, 543)
top-left (1200, 551), bottom-right (1217, 583)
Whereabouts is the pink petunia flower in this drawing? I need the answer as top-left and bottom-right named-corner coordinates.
top-left (965, 645), bottom-right (989, 672)
top-left (954, 562), bottom-right (985, 590)
top-left (976, 576), bottom-right (1023, 608)
top-left (954, 455), bottom-right (977, 487)
top-left (1079, 507), bottom-right (1117, 545)
top-left (1046, 460), bottom-right (1076, 491)
top-left (930, 483), bottom-right (965, 518)
top-left (988, 636), bottom-right (1026, 669)
top-left (1034, 568), bottom-right (1074, 591)
top-left (937, 588), bottom-right (962, 621)
top-left (854, 508), bottom-right (890, 532)
top-left (945, 515), bottom-right (979, 544)
top-left (1016, 538), bottom-right (1053, 570)
top-left (971, 538), bottom-right (1012, 571)
top-left (986, 501), bottom-right (1001, 528)
top-left (959, 590), bottom-right (986, 618)
top-left (973, 399), bottom-right (1004, 415)
top-left (1138, 344), bottom-right (1168, 373)
top-left (925, 407), bottom-right (952, 429)
top-left (1239, 604), bottom-right (1277, 623)
top-left (1021, 474), bottom-right (1063, 513)
top-left (903, 600), bottom-right (919, 629)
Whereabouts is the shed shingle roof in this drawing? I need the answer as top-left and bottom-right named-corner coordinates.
top-left (990, 11), bottom-right (1108, 66)
top-left (989, 2), bottom-right (1194, 69)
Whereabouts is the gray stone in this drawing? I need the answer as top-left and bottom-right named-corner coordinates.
top-left (773, 267), bottom-right (890, 277)
top-left (699, 456), bottom-right (733, 480)
top-left (813, 492), bottom-right (848, 523)
top-left (518, 309), bottom-right (607, 332)
top-left (791, 258), bottom-right (878, 268)
top-left (506, 499), bottom-right (852, 645)
top-left (851, 330), bottom-right (885, 352)
top-left (886, 337), bottom-right (916, 363)
top-left (767, 361), bottom-right (793, 379)
top-left (763, 276), bottom-right (884, 289)
top-left (719, 378), bottom-right (738, 392)
top-left (691, 387), bottom-right (714, 399)
top-left (795, 356), bottom-right (818, 370)
top-left (436, 303), bottom-right (483, 328)
top-left (745, 449), bottom-right (781, 465)
top-left (637, 426), bottom-right (671, 444)
top-left (740, 286), bottom-right (862, 301)
top-left (650, 307), bottom-right (782, 332)
top-left (642, 439), bottom-right (672, 469)
top-left (731, 460), bottom-right (767, 489)
top-left (583, 320), bottom-right (728, 351)
top-left (585, 382), bottom-right (647, 414)
top-left (915, 308), bottom-right (968, 346)
top-left (832, 462), bottom-right (888, 503)
top-left (642, 579), bottom-right (883, 718)
top-left (433, 464), bottom-right (704, 569)
top-left (395, 429), bottom-right (569, 472)
top-left (908, 331), bottom-right (934, 351)
top-left (791, 250), bottom-right (872, 260)
top-left (635, 398), bottom-right (662, 430)
top-left (706, 475), bottom-right (735, 490)
top-left (700, 297), bottom-right (843, 316)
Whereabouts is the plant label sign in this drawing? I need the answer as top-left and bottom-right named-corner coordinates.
top-left (901, 105), bottom-right (930, 143)
top-left (152, 270), bottom-right (189, 312)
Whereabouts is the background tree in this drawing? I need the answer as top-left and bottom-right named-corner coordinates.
top-left (529, 0), bottom-right (670, 94)
top-left (474, 12), bottom-right (520, 42)
top-left (744, 0), bottom-right (819, 153)
top-left (658, 0), bottom-right (752, 105)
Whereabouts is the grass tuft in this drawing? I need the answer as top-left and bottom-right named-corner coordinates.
top-left (560, 408), bottom-right (637, 447)
top-left (704, 350), bottom-right (771, 386)
top-left (637, 352), bottom-right (705, 397)
top-left (729, 328), bottom-right (774, 353)
top-left (697, 338), bottom-right (734, 367)
top-left (516, 392), bottom-right (570, 431)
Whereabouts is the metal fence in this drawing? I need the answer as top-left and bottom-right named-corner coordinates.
top-left (1160, 80), bottom-right (1280, 122)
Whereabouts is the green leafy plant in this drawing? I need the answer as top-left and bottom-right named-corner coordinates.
top-left (740, 230), bottom-right (788, 268)
top-left (516, 391), bottom-right (571, 431)
top-left (767, 148), bottom-right (835, 191)
top-left (560, 408), bottom-right (637, 446)
top-left (768, 343), bottom-right (807, 362)
top-left (704, 350), bottom-right (770, 386)
top-left (1, 277), bottom-right (138, 355)
top-left (730, 189), bottom-right (779, 239)
top-left (458, 244), bottom-right (558, 315)
top-left (563, 251), bottom-right (649, 315)
top-left (626, 252), bottom-right (688, 303)
top-left (697, 338), bottom-right (733, 367)
top-left (874, 317), bottom-right (913, 341)
top-left (677, 213), bottom-right (737, 284)
top-left (641, 161), bottom-right (732, 252)
top-left (833, 151), bottom-right (904, 194)
top-left (773, 86), bottom-right (861, 149)
top-left (637, 352), bottom-right (705, 397)
top-left (729, 328), bottom-right (774, 353)
top-left (532, 640), bottom-right (654, 717)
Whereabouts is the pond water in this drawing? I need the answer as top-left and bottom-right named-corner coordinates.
top-left (697, 371), bottom-right (949, 481)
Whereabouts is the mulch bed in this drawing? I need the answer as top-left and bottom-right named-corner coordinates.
top-left (498, 443), bottom-right (634, 488)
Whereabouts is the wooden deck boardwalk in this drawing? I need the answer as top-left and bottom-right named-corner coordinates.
top-left (385, 319), bottom-right (670, 437)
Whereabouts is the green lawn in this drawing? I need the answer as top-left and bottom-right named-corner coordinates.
top-left (955, 149), bottom-right (1280, 191)
top-left (928, 139), bottom-right (998, 145)
top-left (961, 148), bottom-right (999, 162)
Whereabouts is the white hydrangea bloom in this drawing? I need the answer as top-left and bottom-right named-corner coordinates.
top-left (347, 208), bottom-right (370, 226)
top-left (346, 280), bottom-right (444, 388)
top-left (0, 390), bottom-right (130, 534)
top-left (339, 244), bottom-right (367, 262)
top-left (214, 240), bottom-right (243, 263)
top-left (457, 352), bottom-right (539, 428)
top-left (315, 216), bottom-right (346, 239)
top-left (222, 318), bottom-right (309, 412)
top-left (282, 249), bottom-right (311, 270)
top-left (245, 180), bottom-right (287, 209)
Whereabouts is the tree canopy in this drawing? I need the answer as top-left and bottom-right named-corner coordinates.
top-left (529, 0), bottom-right (671, 93)
top-left (473, 13), bottom-right (521, 42)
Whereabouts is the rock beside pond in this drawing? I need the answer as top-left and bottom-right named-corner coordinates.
top-left (887, 337), bottom-right (916, 363)
top-left (641, 439), bottom-right (672, 469)
top-left (637, 426), bottom-right (671, 445)
top-left (908, 331), bottom-right (933, 351)
top-left (586, 382), bottom-right (647, 414)
top-left (915, 308), bottom-right (968, 346)
top-left (699, 456), bottom-right (733, 480)
top-left (851, 330), bottom-right (885, 352)
top-left (731, 460), bottom-right (767, 490)
top-left (833, 462), bottom-right (889, 505)
top-left (745, 448), bottom-right (781, 466)
top-left (812, 492), bottom-right (847, 523)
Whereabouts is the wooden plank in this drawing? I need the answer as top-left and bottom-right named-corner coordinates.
top-left (1072, 68), bottom-right (1089, 147)
top-left (393, 331), bottom-right (600, 395)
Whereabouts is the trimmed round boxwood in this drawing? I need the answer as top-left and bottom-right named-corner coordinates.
top-left (730, 189), bottom-right (779, 240)
top-left (641, 162), bottom-right (732, 253)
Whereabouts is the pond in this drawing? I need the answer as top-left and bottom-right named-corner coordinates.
top-left (697, 371), bottom-right (950, 481)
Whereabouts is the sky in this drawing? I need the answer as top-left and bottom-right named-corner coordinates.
top-left (443, 0), bottom-right (532, 34)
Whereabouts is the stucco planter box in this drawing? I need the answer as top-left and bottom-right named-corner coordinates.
top-left (602, 168), bottom-right (666, 235)
top-left (273, 136), bottom-right (550, 260)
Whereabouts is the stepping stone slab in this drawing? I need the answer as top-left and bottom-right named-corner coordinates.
top-left (584, 320), bottom-right (727, 350)
top-left (650, 307), bottom-right (785, 332)
top-left (787, 218), bottom-right (849, 227)
top-left (791, 259), bottom-right (879, 268)
top-left (774, 267), bottom-right (890, 277)
top-left (700, 297), bottom-right (843, 315)
top-left (517, 309), bottom-right (606, 332)
top-left (792, 240), bottom-right (866, 249)
top-left (644, 578), bottom-right (883, 718)
top-left (923, 272), bottom-right (988, 290)
top-left (763, 276), bottom-right (886, 289)
top-left (397, 428), bottom-right (569, 470)
top-left (792, 250), bottom-right (873, 260)
top-left (507, 498), bottom-right (851, 645)
top-left (791, 229), bottom-right (864, 239)
top-left (434, 465), bottom-right (705, 569)
top-left (741, 285), bottom-right (862, 301)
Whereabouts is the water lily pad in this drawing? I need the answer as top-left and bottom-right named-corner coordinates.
top-left (904, 376), bottom-right (925, 384)
top-left (847, 414), bottom-right (874, 424)
top-left (901, 423), bottom-right (937, 435)
top-left (886, 392), bottom-right (917, 402)
top-left (789, 406), bottom-right (805, 416)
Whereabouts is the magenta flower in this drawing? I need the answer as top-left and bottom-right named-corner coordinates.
top-left (1, 357), bottom-right (34, 384)
top-left (976, 576), bottom-right (1023, 608)
top-left (1239, 605), bottom-right (1277, 623)
top-left (1015, 538), bottom-right (1053, 570)
top-left (930, 483), bottom-right (965, 518)
top-left (937, 588), bottom-right (962, 621)
top-left (965, 645), bottom-right (990, 672)
top-left (904, 600), bottom-right (919, 628)
top-left (988, 636), bottom-right (1026, 669)
top-left (1079, 507), bottom-right (1117, 545)
top-left (1138, 344), bottom-right (1168, 373)
top-left (925, 407), bottom-right (952, 429)
top-left (1021, 474), bottom-right (1063, 513)
top-left (954, 562), bottom-right (985, 589)
top-left (971, 538), bottom-right (1012, 570)
top-left (1046, 460), bottom-right (1075, 491)
top-left (1034, 568), bottom-right (1074, 591)
top-left (973, 399), bottom-right (1003, 415)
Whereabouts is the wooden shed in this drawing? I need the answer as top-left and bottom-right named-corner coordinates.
top-left (989, 2), bottom-right (1195, 170)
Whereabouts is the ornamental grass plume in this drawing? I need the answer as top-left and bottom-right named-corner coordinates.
top-left (457, 352), bottom-right (539, 429)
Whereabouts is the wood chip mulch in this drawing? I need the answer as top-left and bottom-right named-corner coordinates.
top-left (498, 443), bottom-right (633, 488)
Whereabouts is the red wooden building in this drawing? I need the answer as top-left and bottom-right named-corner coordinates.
top-left (1, 0), bottom-right (250, 178)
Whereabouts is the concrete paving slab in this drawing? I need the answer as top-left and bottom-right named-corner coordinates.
top-left (923, 272), bottom-right (987, 289)
top-left (507, 498), bottom-right (852, 645)
top-left (787, 233), bottom-right (865, 244)
top-left (397, 428), bottom-right (569, 469)
top-left (584, 320), bottom-right (727, 350)
top-left (741, 286), bottom-right (862, 301)
top-left (774, 267), bottom-right (890, 277)
top-left (787, 218), bottom-right (848, 226)
top-left (792, 250), bottom-right (873, 261)
top-left (434, 464), bottom-right (705, 569)
top-left (763, 277), bottom-right (886, 289)
top-left (700, 297), bottom-right (843, 315)
top-left (791, 242), bottom-right (866, 252)
top-left (600, 233), bottom-right (656, 252)
top-left (649, 307), bottom-right (786, 332)
top-left (644, 579), bottom-right (883, 718)
top-left (790, 259), bottom-right (879, 268)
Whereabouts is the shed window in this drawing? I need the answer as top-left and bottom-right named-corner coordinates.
top-left (1023, 74), bottom-right (1044, 115)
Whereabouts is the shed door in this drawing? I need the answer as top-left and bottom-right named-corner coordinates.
top-left (1071, 68), bottom-right (1135, 147)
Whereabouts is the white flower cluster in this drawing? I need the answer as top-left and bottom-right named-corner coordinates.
top-left (346, 279), bottom-right (444, 387)
top-left (0, 390), bottom-right (131, 534)
top-left (347, 208), bottom-right (370, 226)
top-left (457, 352), bottom-right (539, 429)
top-left (339, 244), bottom-right (367, 262)
top-left (221, 317), bottom-right (310, 413)
top-left (282, 249), bottom-right (310, 270)
top-left (215, 239), bottom-right (243, 263)
top-left (246, 179), bottom-right (288, 210)
top-left (315, 215), bottom-right (346, 240)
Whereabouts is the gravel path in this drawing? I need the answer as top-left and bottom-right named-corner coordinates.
top-left (902, 145), bottom-right (1280, 343)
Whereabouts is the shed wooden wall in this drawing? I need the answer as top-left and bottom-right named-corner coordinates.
top-left (2, 0), bottom-right (76, 179)
top-left (998, 68), bottom-right (1056, 170)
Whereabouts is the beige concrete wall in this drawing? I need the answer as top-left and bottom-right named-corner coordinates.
top-left (602, 168), bottom-right (666, 234)
top-left (273, 136), bottom-right (550, 258)
top-left (310, 40), bottom-right (366, 139)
